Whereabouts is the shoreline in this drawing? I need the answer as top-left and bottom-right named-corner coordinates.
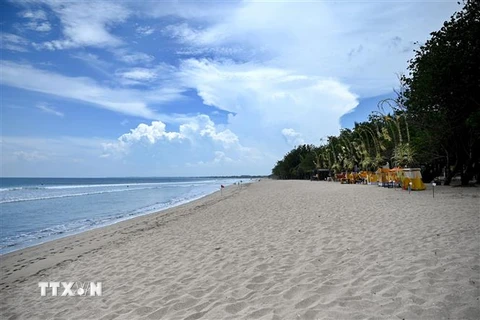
top-left (1, 180), bottom-right (479, 319)
top-left (0, 183), bottom-right (244, 287)
top-left (0, 185), bottom-right (227, 256)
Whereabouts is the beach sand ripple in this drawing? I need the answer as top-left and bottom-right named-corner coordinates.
top-left (1, 180), bottom-right (479, 319)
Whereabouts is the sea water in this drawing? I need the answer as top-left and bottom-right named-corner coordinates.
top-left (0, 177), bottom-right (244, 254)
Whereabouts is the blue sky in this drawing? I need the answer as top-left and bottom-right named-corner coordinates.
top-left (1, 0), bottom-right (460, 177)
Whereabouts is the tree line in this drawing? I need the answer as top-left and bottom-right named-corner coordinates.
top-left (272, 0), bottom-right (479, 185)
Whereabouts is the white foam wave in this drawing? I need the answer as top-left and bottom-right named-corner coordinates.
top-left (0, 188), bottom-right (218, 254)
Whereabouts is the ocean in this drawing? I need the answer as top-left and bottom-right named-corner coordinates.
top-left (0, 177), bottom-right (246, 254)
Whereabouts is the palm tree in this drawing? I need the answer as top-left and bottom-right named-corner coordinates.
top-left (355, 123), bottom-right (384, 170)
top-left (378, 98), bottom-right (415, 167)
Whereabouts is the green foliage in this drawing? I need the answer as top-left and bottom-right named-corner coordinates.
top-left (402, 0), bottom-right (480, 184)
top-left (272, 1), bottom-right (479, 184)
top-left (271, 145), bottom-right (317, 179)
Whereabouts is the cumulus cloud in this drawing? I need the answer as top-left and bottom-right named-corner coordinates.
top-left (18, 9), bottom-right (52, 32)
top-left (282, 128), bottom-right (305, 146)
top-left (100, 114), bottom-right (270, 175)
top-left (28, 21), bottom-right (51, 32)
top-left (213, 151), bottom-right (233, 163)
top-left (153, 0), bottom-right (457, 167)
top-left (102, 115), bottom-right (243, 157)
top-left (118, 121), bottom-right (181, 145)
top-left (2, 1), bottom-right (460, 176)
top-left (20, 10), bottom-right (47, 20)
top-left (176, 58), bottom-right (358, 154)
top-left (179, 115), bottom-right (240, 148)
top-left (162, 1), bottom-right (459, 97)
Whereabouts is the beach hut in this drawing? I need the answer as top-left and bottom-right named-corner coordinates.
top-left (402, 168), bottom-right (426, 190)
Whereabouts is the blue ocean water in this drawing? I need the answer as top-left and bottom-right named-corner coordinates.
top-left (0, 177), bottom-right (244, 254)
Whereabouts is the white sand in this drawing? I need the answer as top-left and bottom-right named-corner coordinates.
top-left (1, 180), bottom-right (479, 320)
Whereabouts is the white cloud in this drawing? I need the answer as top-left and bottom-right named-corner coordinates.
top-left (114, 50), bottom-right (155, 65)
top-left (282, 128), bottom-right (305, 147)
top-left (36, 103), bottom-right (64, 117)
top-left (101, 120), bottom-right (182, 157)
top-left (163, 23), bottom-right (206, 44)
top-left (0, 32), bottom-right (29, 52)
top-left (175, 46), bottom-right (248, 58)
top-left (116, 68), bottom-right (157, 82)
top-left (0, 60), bottom-right (184, 120)
top-left (121, 121), bottom-right (182, 144)
top-left (34, 1), bottom-right (129, 49)
top-left (18, 9), bottom-right (52, 32)
top-left (2, 1), bottom-right (460, 176)
top-left (71, 52), bottom-right (113, 78)
top-left (139, 1), bottom-right (240, 21)
top-left (162, 1), bottom-right (459, 97)
top-left (136, 26), bottom-right (155, 36)
top-left (213, 151), bottom-right (233, 163)
top-left (179, 115), bottom-right (240, 148)
top-left (150, 1), bottom-right (458, 171)
top-left (101, 115), bottom-right (270, 174)
top-left (13, 151), bottom-right (48, 162)
top-left (177, 58), bottom-right (358, 153)
top-left (33, 39), bottom-right (74, 51)
top-left (114, 63), bottom-right (178, 86)
top-left (103, 115), bottom-right (243, 157)
top-left (20, 10), bottom-right (47, 20)
top-left (26, 21), bottom-right (52, 32)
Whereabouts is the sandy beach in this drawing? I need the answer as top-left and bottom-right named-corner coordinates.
top-left (1, 180), bottom-right (479, 320)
